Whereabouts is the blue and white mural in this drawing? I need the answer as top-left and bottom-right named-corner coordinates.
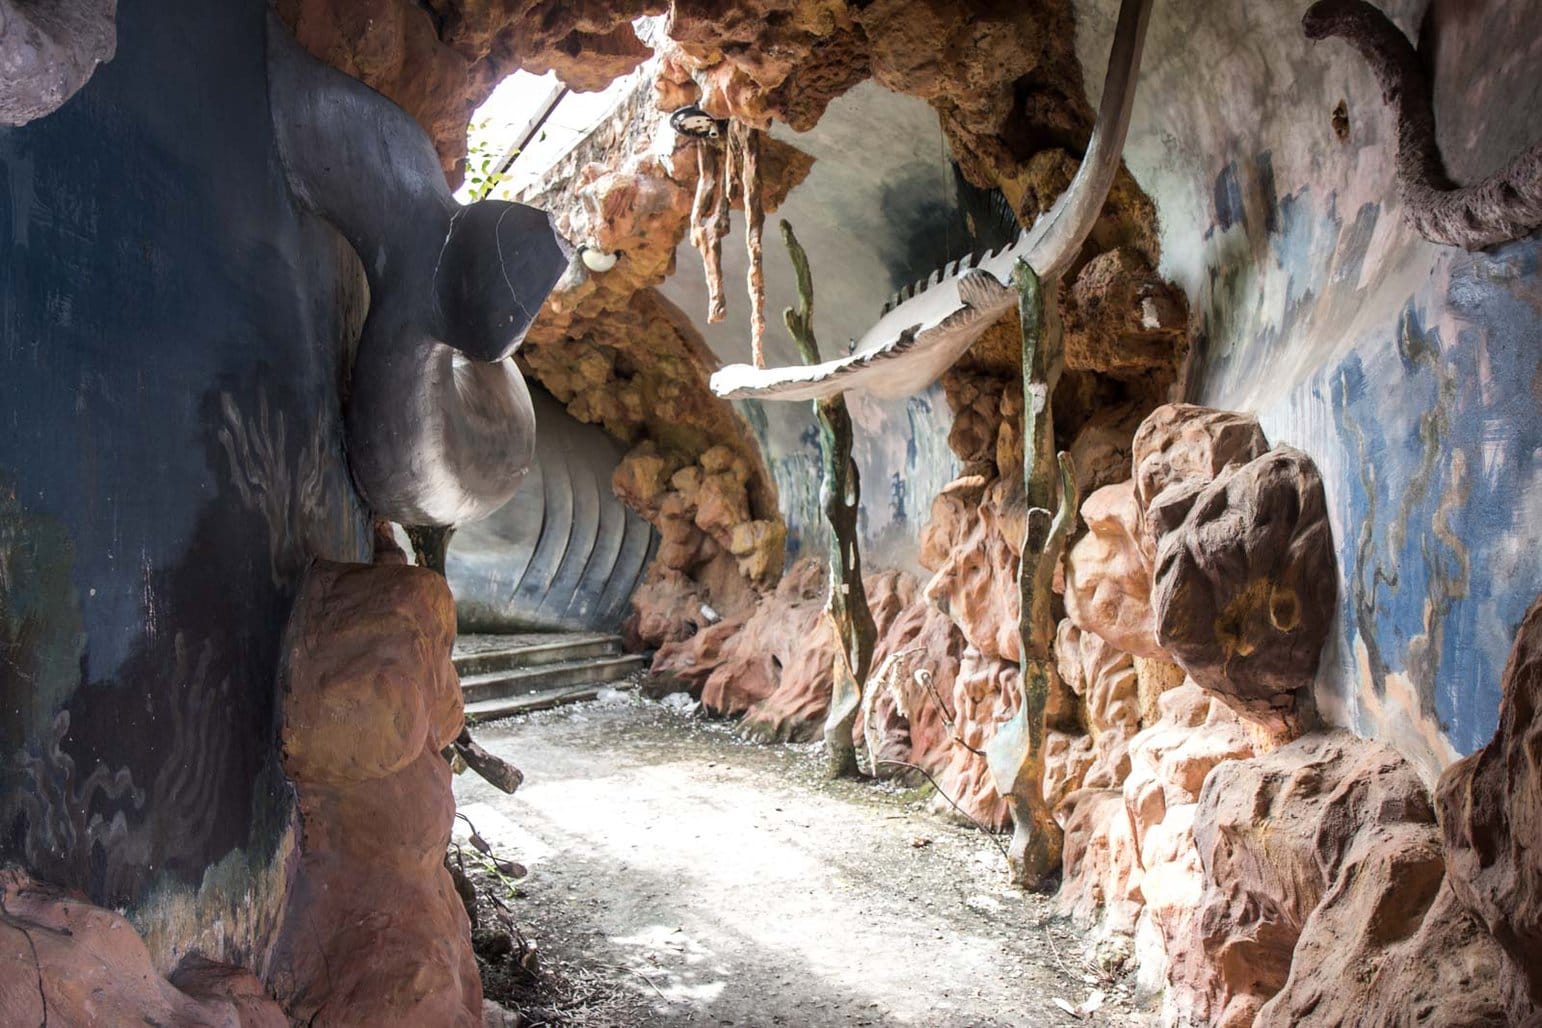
top-left (1082, 0), bottom-right (1542, 777)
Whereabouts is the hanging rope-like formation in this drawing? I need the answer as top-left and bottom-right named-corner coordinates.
top-left (689, 141), bottom-right (731, 323)
top-left (734, 121), bottom-right (768, 367)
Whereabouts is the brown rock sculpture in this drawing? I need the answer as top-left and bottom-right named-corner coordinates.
top-left (677, 557), bottom-right (836, 739)
top-left (1438, 592), bottom-right (1542, 1015)
top-left (1057, 787), bottom-right (1142, 931)
top-left (922, 476), bottom-right (1024, 663)
top-left (267, 559), bottom-right (480, 1027)
top-left (0, 869), bottom-right (287, 1026)
top-left (1150, 446), bottom-right (1335, 726)
top-left (1063, 481), bottom-right (1162, 659)
top-left (1131, 403), bottom-right (1268, 563)
top-left (279, 0), bottom-right (661, 179)
top-left (1173, 732), bottom-right (1442, 1027)
top-left (1259, 870), bottom-right (1515, 1028)
top-left (1061, 248), bottom-right (1187, 376)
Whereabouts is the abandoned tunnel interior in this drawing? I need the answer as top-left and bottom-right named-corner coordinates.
top-left (2, 0), bottom-right (1541, 1024)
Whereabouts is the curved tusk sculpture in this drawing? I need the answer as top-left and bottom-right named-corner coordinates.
top-left (1303, 0), bottom-right (1542, 252)
top-left (709, 0), bottom-right (1155, 403)
top-left (265, 14), bottom-right (570, 526)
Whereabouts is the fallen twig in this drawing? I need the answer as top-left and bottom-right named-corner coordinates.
top-left (445, 725), bottom-right (524, 793)
top-left (872, 758), bottom-right (1012, 862)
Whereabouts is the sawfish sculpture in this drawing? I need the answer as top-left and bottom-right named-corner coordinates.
top-left (266, 15), bottom-right (570, 526)
top-left (710, 0), bottom-right (1154, 403)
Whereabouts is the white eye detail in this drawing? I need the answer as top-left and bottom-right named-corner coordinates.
top-left (579, 246), bottom-right (619, 273)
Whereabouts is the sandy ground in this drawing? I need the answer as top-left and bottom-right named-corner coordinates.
top-left (453, 692), bottom-right (1153, 1027)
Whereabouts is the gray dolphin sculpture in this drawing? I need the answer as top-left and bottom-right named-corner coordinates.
top-left (710, 0), bottom-right (1154, 403)
top-left (266, 15), bottom-right (570, 526)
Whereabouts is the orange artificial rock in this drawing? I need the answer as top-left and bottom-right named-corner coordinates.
top-left (280, 0), bottom-right (660, 181)
top-left (1063, 481), bottom-right (1162, 660)
top-left (1120, 682), bottom-right (1257, 975)
top-left (1258, 869), bottom-right (1515, 1028)
top-left (1057, 787), bottom-right (1143, 932)
top-left (1043, 730), bottom-right (1097, 810)
top-left (1055, 679), bottom-right (1260, 979)
top-left (268, 559), bottom-right (480, 1028)
top-left (922, 476), bottom-right (1024, 663)
top-left (1066, 402), bottom-right (1146, 500)
top-left (1054, 620), bottom-right (1141, 788)
top-left (0, 870), bottom-right (287, 1026)
top-left (1132, 654), bottom-right (1187, 728)
top-left (691, 557), bottom-right (829, 729)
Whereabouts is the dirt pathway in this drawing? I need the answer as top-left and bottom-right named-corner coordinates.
top-left (454, 693), bottom-right (1150, 1027)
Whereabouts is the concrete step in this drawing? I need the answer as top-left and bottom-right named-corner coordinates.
top-left (463, 675), bottom-right (641, 723)
top-left (453, 633), bottom-right (622, 676)
top-left (459, 653), bottom-right (648, 705)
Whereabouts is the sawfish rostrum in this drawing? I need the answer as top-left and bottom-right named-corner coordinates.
top-left (710, 0), bottom-right (1154, 403)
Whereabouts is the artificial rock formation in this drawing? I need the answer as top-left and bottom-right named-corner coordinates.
top-left (1176, 733), bottom-right (1433, 1025)
top-left (520, 79), bottom-right (808, 605)
top-left (1060, 248), bottom-right (1187, 377)
top-left (1438, 592), bottom-right (1542, 1016)
top-left (1131, 403), bottom-right (1269, 563)
top-left (1054, 680), bottom-right (1251, 939)
top-left (1151, 445), bottom-right (1335, 730)
top-left (0, 869), bottom-right (286, 1026)
top-left (1128, 404), bottom-right (1334, 734)
top-left (279, 0), bottom-right (663, 179)
top-left (709, 0), bottom-right (1155, 404)
top-left (1054, 621), bottom-right (1141, 790)
top-left (1063, 480), bottom-right (1161, 659)
top-left (267, 557), bottom-right (480, 1027)
top-left (1159, 729), bottom-right (1527, 1028)
top-left (0, 0), bottom-right (116, 127)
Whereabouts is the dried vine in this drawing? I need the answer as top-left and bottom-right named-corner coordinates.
top-left (690, 142), bottom-right (731, 322)
top-left (986, 259), bottom-right (1079, 889)
top-left (781, 219), bottom-right (876, 777)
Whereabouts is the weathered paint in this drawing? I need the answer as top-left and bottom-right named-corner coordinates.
top-left (1077, 0), bottom-right (1542, 776)
top-left (0, 0), bottom-right (369, 965)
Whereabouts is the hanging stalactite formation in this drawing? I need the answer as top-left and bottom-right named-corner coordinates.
top-left (689, 140), bottom-right (731, 322)
top-left (736, 120), bottom-right (768, 367)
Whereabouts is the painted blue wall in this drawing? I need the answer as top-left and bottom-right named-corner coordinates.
top-left (0, 0), bottom-right (369, 964)
top-left (1080, 0), bottom-right (1542, 776)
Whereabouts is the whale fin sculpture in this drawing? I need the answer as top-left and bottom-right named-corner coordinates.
top-left (710, 0), bottom-right (1154, 403)
top-left (265, 14), bottom-right (570, 526)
